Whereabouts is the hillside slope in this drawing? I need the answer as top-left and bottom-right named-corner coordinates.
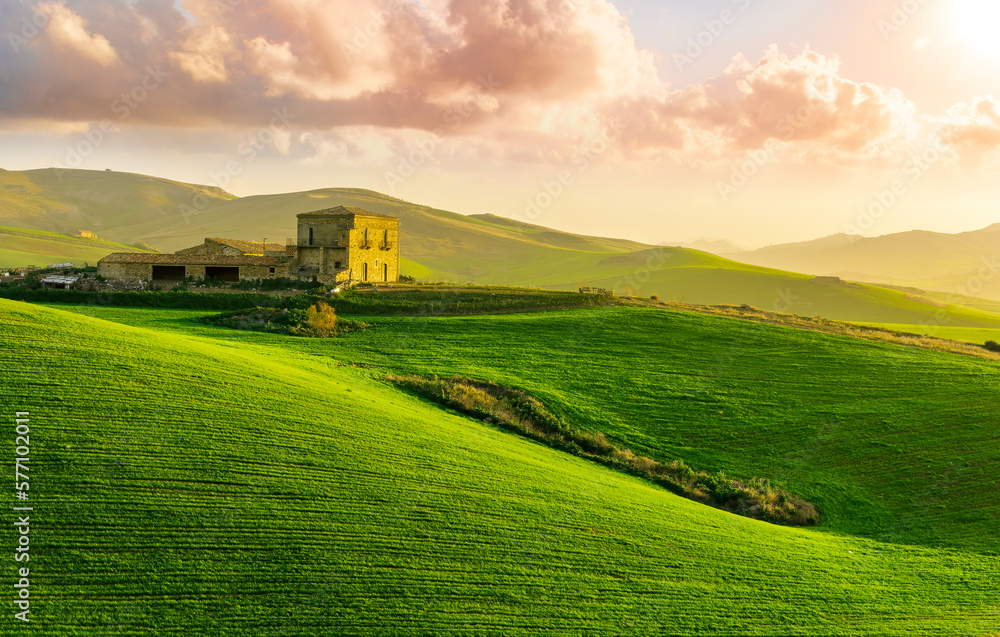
top-left (4, 300), bottom-right (1000, 634)
top-left (43, 301), bottom-right (1000, 554)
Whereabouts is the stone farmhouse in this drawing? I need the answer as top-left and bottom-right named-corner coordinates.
top-left (98, 206), bottom-right (399, 285)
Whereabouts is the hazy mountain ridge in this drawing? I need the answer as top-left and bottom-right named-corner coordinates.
top-left (708, 226), bottom-right (1000, 301)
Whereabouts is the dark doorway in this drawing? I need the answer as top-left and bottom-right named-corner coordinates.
top-left (152, 265), bottom-right (186, 280)
top-left (384, 263), bottom-right (388, 281)
top-left (205, 266), bottom-right (239, 282)
top-left (362, 263), bottom-right (368, 281)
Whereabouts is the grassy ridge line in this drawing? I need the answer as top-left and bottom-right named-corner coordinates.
top-left (630, 299), bottom-right (1000, 360)
top-left (389, 374), bottom-right (819, 526)
top-left (559, 265), bottom-right (1000, 326)
top-left (5, 299), bottom-right (1000, 634)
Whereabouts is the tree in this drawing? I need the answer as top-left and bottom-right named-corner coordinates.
top-left (305, 301), bottom-right (338, 336)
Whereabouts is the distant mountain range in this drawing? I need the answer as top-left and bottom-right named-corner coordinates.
top-left (721, 226), bottom-right (1000, 300)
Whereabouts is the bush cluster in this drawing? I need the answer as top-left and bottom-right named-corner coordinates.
top-left (202, 302), bottom-right (368, 337)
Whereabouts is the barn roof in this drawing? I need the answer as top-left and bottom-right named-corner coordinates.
top-left (297, 205), bottom-right (393, 219)
top-left (98, 253), bottom-right (287, 266)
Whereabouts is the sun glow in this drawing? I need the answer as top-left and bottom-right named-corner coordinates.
top-left (950, 0), bottom-right (1000, 57)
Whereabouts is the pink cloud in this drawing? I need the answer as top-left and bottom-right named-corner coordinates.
top-left (36, 1), bottom-right (119, 67)
top-left (0, 0), bottom-right (994, 171)
top-left (606, 47), bottom-right (919, 166)
top-left (940, 97), bottom-right (1000, 163)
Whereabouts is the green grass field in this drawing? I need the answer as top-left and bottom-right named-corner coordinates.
top-left (6, 297), bottom-right (999, 634)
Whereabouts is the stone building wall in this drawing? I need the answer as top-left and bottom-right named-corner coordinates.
top-left (347, 218), bottom-right (399, 283)
top-left (297, 217), bottom-right (352, 247)
top-left (98, 262), bottom-right (151, 283)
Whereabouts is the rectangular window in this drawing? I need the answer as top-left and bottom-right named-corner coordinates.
top-left (269, 267), bottom-right (275, 274)
top-left (308, 227), bottom-right (315, 246)
top-left (362, 263), bottom-right (368, 281)
top-left (384, 263), bottom-right (388, 281)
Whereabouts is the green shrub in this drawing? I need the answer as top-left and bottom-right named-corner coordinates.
top-left (985, 340), bottom-right (1000, 353)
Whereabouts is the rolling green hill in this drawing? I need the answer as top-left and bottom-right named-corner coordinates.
top-left (6, 298), bottom-right (1000, 634)
top-left (0, 169), bottom-right (647, 259)
top-left (5, 168), bottom-right (1000, 328)
top-left (0, 225), bottom-right (153, 267)
top-left (0, 168), bottom-right (235, 239)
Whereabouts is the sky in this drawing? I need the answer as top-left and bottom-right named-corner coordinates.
top-left (1, 0), bottom-right (999, 248)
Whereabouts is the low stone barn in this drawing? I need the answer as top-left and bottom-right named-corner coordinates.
top-left (97, 253), bottom-right (286, 284)
top-left (98, 206), bottom-right (400, 286)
